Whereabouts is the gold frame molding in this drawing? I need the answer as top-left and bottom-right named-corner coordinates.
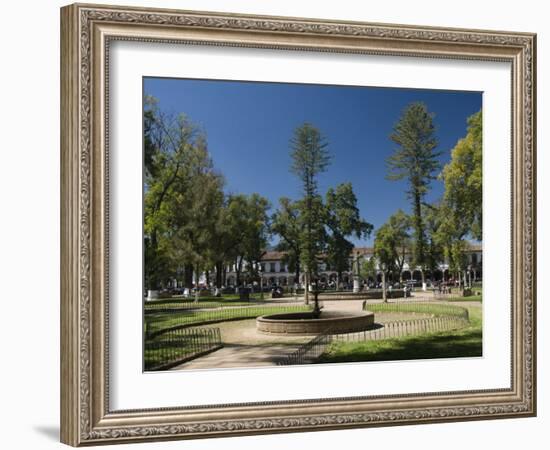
top-left (60, 3), bottom-right (536, 446)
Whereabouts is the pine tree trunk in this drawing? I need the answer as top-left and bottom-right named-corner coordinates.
top-left (382, 271), bottom-right (387, 303)
top-left (194, 266), bottom-right (200, 303)
top-left (304, 271), bottom-right (310, 305)
top-left (149, 230), bottom-right (159, 290)
top-left (421, 269), bottom-right (426, 291)
top-left (184, 264), bottom-right (194, 289)
top-left (235, 257), bottom-right (242, 288)
top-left (215, 261), bottom-right (223, 288)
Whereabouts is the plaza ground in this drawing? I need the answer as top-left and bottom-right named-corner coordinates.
top-left (162, 297), bottom-right (482, 370)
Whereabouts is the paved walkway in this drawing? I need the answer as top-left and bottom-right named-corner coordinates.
top-left (172, 342), bottom-right (303, 370)
top-left (171, 319), bottom-right (310, 370)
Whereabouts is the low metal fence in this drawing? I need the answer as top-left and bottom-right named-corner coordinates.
top-left (332, 315), bottom-right (469, 343)
top-left (364, 302), bottom-right (469, 321)
top-left (144, 327), bottom-right (223, 371)
top-left (279, 314), bottom-right (470, 366)
top-left (145, 304), bottom-right (312, 336)
top-left (277, 330), bottom-right (333, 366)
top-left (144, 300), bottom-right (266, 313)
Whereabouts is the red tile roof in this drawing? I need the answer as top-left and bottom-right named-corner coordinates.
top-left (260, 251), bottom-right (287, 261)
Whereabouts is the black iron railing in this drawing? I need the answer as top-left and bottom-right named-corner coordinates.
top-left (277, 330), bottom-right (333, 366)
top-left (144, 327), bottom-right (223, 371)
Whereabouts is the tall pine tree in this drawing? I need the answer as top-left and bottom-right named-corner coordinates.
top-left (289, 123), bottom-right (331, 303)
top-left (386, 102), bottom-right (441, 287)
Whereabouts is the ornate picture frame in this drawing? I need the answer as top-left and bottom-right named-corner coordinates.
top-left (60, 3), bottom-right (536, 446)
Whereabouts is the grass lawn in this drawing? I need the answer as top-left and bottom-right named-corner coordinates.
top-left (145, 296), bottom-right (263, 310)
top-left (145, 299), bottom-right (251, 310)
top-left (318, 304), bottom-right (482, 364)
top-left (445, 294), bottom-right (482, 302)
top-left (145, 304), bottom-right (311, 334)
top-left (144, 293), bottom-right (296, 310)
top-left (144, 334), bottom-right (195, 370)
top-left (144, 329), bottom-right (222, 370)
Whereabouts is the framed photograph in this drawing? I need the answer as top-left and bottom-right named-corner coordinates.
top-left (60, 3), bottom-right (536, 446)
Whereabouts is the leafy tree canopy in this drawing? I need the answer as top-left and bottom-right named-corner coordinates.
top-left (325, 183), bottom-right (373, 278)
top-left (440, 110), bottom-right (482, 241)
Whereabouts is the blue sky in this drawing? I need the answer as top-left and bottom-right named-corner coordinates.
top-left (144, 77), bottom-right (482, 246)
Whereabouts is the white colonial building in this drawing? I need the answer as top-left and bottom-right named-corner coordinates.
top-left (224, 244), bottom-right (482, 288)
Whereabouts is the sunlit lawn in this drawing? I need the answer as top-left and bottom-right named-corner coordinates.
top-left (144, 293), bottom-right (294, 310)
top-left (145, 304), bottom-right (311, 333)
top-left (445, 294), bottom-right (482, 302)
top-left (317, 304), bottom-right (482, 364)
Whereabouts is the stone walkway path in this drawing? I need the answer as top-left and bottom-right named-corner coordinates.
top-left (172, 342), bottom-right (303, 370)
top-left (171, 319), bottom-right (310, 370)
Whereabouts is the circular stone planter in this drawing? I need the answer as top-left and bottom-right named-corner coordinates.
top-left (256, 311), bottom-right (375, 335)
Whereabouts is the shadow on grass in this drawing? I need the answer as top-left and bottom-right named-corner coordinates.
top-left (317, 328), bottom-right (482, 364)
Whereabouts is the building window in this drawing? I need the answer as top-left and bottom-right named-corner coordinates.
top-left (279, 262), bottom-right (286, 272)
top-left (260, 263), bottom-right (265, 273)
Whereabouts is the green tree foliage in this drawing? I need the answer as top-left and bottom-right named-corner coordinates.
top-left (359, 257), bottom-right (377, 284)
top-left (144, 99), bottom-right (214, 290)
top-left (373, 211), bottom-right (411, 275)
top-left (373, 210), bottom-right (412, 299)
top-left (423, 203), bottom-right (445, 277)
top-left (437, 208), bottom-right (469, 285)
top-left (290, 123), bottom-right (331, 196)
top-left (373, 225), bottom-right (396, 302)
top-left (387, 209), bottom-right (412, 281)
top-left (165, 136), bottom-right (225, 301)
top-left (436, 110), bottom-right (482, 287)
top-left (448, 240), bottom-right (468, 278)
top-left (143, 95), bottom-right (158, 178)
top-left (296, 194), bottom-right (327, 277)
top-left (273, 125), bottom-right (373, 297)
top-left (144, 98), bottom-right (272, 297)
top-left (217, 194), bottom-right (251, 286)
top-left (209, 195), bottom-right (246, 288)
top-left (325, 183), bottom-right (373, 283)
top-left (386, 102), bottom-right (441, 277)
top-left (219, 193), bottom-right (270, 286)
top-left (239, 194), bottom-right (271, 283)
top-left (271, 198), bottom-right (302, 283)
top-left (289, 123), bottom-right (331, 300)
top-left (440, 110), bottom-right (482, 241)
